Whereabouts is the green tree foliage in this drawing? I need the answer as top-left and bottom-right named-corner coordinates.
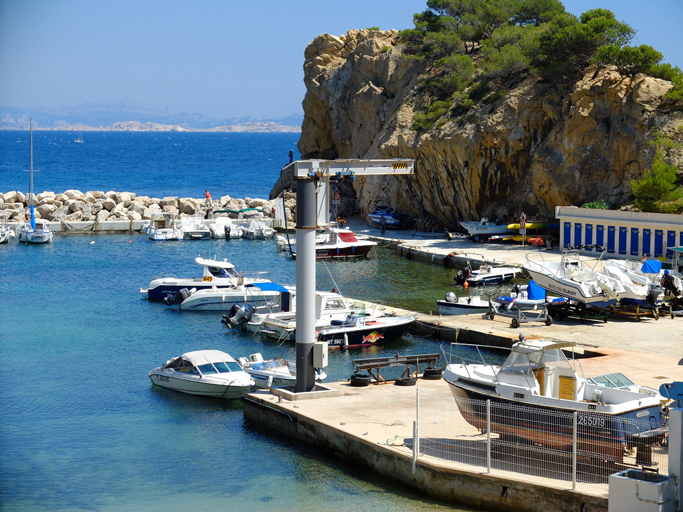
top-left (537, 10), bottom-right (636, 78)
top-left (482, 44), bottom-right (529, 78)
top-left (513, 0), bottom-right (565, 26)
top-left (413, 100), bottom-right (453, 130)
top-left (480, 24), bottom-right (543, 76)
top-left (592, 45), bottom-right (662, 75)
top-left (631, 136), bottom-right (683, 213)
top-left (580, 199), bottom-right (608, 209)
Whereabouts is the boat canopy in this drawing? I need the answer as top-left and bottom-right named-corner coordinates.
top-left (527, 280), bottom-right (545, 301)
top-left (512, 339), bottom-right (576, 353)
top-left (182, 350), bottom-right (237, 366)
top-left (194, 257), bottom-right (235, 270)
top-left (247, 282), bottom-right (289, 292)
top-left (641, 260), bottom-right (662, 274)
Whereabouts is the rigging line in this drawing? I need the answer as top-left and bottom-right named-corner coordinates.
top-left (320, 258), bottom-right (343, 297)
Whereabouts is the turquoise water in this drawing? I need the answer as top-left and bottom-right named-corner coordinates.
top-left (0, 236), bottom-right (490, 512)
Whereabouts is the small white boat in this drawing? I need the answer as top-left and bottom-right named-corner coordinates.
top-left (149, 349), bottom-right (254, 398)
top-left (142, 256), bottom-right (271, 301)
top-left (1, 216), bottom-right (17, 243)
top-left (209, 214), bottom-right (242, 239)
top-left (74, 132), bottom-right (84, 143)
top-left (180, 216), bottom-right (212, 240)
top-left (238, 353), bottom-right (327, 389)
top-left (437, 292), bottom-right (490, 315)
top-left (316, 313), bottom-right (416, 349)
top-left (18, 119), bottom-right (53, 245)
top-left (443, 338), bottom-right (668, 463)
top-left (603, 260), bottom-right (663, 308)
top-left (242, 221), bottom-right (275, 240)
top-left (523, 246), bottom-right (625, 308)
top-left (147, 212), bottom-right (183, 241)
top-left (494, 281), bottom-right (568, 310)
top-left (460, 217), bottom-right (511, 236)
top-left (455, 263), bottom-right (519, 286)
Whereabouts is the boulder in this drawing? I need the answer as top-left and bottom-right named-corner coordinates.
top-left (248, 198), bottom-right (267, 208)
top-left (66, 211), bottom-right (83, 221)
top-left (66, 200), bottom-right (85, 213)
top-left (147, 203), bottom-right (161, 214)
top-left (102, 198), bottom-right (116, 211)
top-left (127, 211), bottom-right (142, 221)
top-left (52, 206), bottom-right (70, 221)
top-left (180, 201), bottom-right (196, 215)
top-left (36, 203), bottom-right (57, 218)
top-left (64, 189), bottom-right (84, 200)
top-left (159, 196), bottom-right (178, 208)
top-left (37, 191), bottom-right (56, 201)
top-left (129, 201), bottom-right (146, 215)
top-left (96, 209), bottom-right (111, 222)
top-left (105, 191), bottom-right (117, 198)
top-left (114, 192), bottom-right (134, 204)
top-left (136, 196), bottom-right (153, 207)
top-left (16, 191), bottom-right (26, 203)
top-left (3, 191), bottom-right (17, 203)
top-left (7, 209), bottom-right (23, 220)
top-left (86, 191), bottom-right (105, 199)
top-left (162, 205), bottom-right (179, 216)
top-left (83, 192), bottom-right (97, 204)
top-left (219, 194), bottom-right (231, 206)
top-left (55, 193), bottom-right (68, 203)
top-left (112, 202), bottom-right (126, 213)
top-left (90, 203), bottom-right (103, 215)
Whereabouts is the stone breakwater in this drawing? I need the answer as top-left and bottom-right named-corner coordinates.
top-left (0, 190), bottom-right (296, 223)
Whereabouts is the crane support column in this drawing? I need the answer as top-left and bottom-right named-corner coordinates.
top-left (295, 177), bottom-right (318, 392)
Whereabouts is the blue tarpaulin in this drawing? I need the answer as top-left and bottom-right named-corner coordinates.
top-left (641, 260), bottom-right (662, 274)
top-left (527, 280), bottom-right (546, 301)
top-left (246, 282), bottom-right (289, 292)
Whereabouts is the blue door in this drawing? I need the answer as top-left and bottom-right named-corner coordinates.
top-left (619, 227), bottom-right (627, 255)
top-left (607, 226), bottom-right (616, 254)
top-left (667, 231), bottom-right (676, 257)
top-left (642, 229), bottom-right (651, 257)
top-left (680, 231), bottom-right (683, 246)
top-left (574, 223), bottom-right (582, 247)
top-left (564, 222), bottom-right (571, 248)
top-left (596, 225), bottom-right (604, 248)
top-left (655, 230), bottom-right (664, 257)
top-left (630, 228), bottom-right (639, 256)
top-left (585, 224), bottom-right (593, 250)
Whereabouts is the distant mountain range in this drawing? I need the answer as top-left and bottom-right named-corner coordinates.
top-left (0, 99), bottom-right (302, 132)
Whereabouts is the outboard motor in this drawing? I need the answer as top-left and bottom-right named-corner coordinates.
top-left (647, 283), bottom-right (663, 307)
top-left (164, 288), bottom-right (191, 306)
top-left (455, 267), bottom-right (471, 285)
top-left (224, 224), bottom-right (231, 240)
top-left (445, 291), bottom-right (457, 303)
top-left (223, 303), bottom-right (254, 328)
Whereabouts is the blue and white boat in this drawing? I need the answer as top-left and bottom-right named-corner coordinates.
top-left (455, 263), bottom-right (519, 286)
top-left (142, 256), bottom-right (270, 302)
top-left (368, 206), bottom-right (408, 228)
top-left (176, 282), bottom-right (288, 312)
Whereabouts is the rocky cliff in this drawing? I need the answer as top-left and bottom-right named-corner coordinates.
top-left (298, 29), bottom-right (683, 228)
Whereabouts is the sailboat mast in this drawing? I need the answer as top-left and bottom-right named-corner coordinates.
top-left (29, 118), bottom-right (34, 205)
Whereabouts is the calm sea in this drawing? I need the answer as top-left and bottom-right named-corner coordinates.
top-left (0, 133), bottom-right (499, 511)
top-left (0, 131), bottom-right (300, 200)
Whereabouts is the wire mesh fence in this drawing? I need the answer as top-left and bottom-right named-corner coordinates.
top-left (415, 389), bottom-right (669, 493)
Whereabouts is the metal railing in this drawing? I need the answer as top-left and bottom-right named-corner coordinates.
top-left (413, 389), bottom-right (669, 493)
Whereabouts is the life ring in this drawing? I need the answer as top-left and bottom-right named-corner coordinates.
top-left (333, 190), bottom-right (340, 201)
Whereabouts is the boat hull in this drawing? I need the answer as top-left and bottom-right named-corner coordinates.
top-left (467, 272), bottom-right (517, 286)
top-left (317, 318), bottom-right (414, 349)
top-left (524, 267), bottom-right (618, 308)
top-left (18, 231), bottom-right (53, 244)
top-left (148, 371), bottom-right (252, 398)
top-left (436, 299), bottom-right (490, 315)
top-left (180, 290), bottom-right (279, 311)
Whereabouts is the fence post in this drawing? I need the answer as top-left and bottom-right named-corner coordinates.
top-left (486, 399), bottom-right (491, 473)
top-left (572, 411), bottom-right (577, 491)
top-left (412, 387), bottom-right (420, 475)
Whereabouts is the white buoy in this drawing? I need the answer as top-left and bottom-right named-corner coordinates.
top-left (343, 333), bottom-right (348, 347)
top-left (90, 241), bottom-right (95, 244)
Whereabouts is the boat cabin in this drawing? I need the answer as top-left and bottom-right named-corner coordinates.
top-left (162, 350), bottom-right (244, 376)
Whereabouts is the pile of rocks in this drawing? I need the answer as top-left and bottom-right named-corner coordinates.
top-left (0, 190), bottom-right (296, 223)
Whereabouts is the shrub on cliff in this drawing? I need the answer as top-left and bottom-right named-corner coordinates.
top-left (631, 136), bottom-right (683, 213)
top-left (513, 0), bottom-right (565, 26)
top-left (592, 44), bottom-right (663, 76)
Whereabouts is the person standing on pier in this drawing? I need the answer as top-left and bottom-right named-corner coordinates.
top-left (288, 150), bottom-right (293, 163)
top-left (204, 190), bottom-right (212, 217)
top-left (379, 214), bottom-right (386, 237)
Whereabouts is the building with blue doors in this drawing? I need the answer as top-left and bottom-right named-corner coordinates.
top-left (555, 206), bottom-right (683, 261)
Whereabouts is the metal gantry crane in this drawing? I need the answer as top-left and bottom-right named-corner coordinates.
top-left (288, 158), bottom-right (415, 392)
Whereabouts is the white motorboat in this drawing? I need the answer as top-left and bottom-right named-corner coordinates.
top-left (523, 246), bottom-right (625, 308)
top-left (175, 282), bottom-right (287, 312)
top-left (237, 353), bottom-right (327, 389)
top-left (443, 338), bottom-right (669, 462)
top-left (603, 260), bottom-right (663, 308)
top-left (368, 206), bottom-right (408, 228)
top-left (316, 313), bottom-right (416, 349)
top-left (180, 216), bottom-right (212, 240)
top-left (142, 256), bottom-right (270, 301)
top-left (147, 212), bottom-right (183, 241)
top-left (17, 120), bottom-right (53, 245)
top-left (494, 281), bottom-right (568, 310)
top-left (209, 213), bottom-right (243, 239)
top-left (1, 216), bottom-right (17, 243)
top-left (437, 292), bottom-right (491, 315)
top-left (291, 226), bottom-right (377, 260)
top-left (455, 263), bottom-right (519, 286)
top-left (460, 217), bottom-right (511, 236)
top-left (243, 221), bottom-right (275, 240)
top-left (149, 349), bottom-right (255, 398)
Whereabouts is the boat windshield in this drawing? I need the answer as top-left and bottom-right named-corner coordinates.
top-left (213, 361), bottom-right (243, 373)
top-left (197, 363), bottom-right (218, 375)
top-left (500, 351), bottom-right (536, 374)
top-left (587, 373), bottom-right (635, 389)
top-left (209, 267), bottom-right (238, 278)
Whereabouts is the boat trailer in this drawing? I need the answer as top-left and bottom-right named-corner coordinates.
top-left (482, 301), bottom-right (553, 328)
top-left (606, 304), bottom-right (660, 322)
top-left (546, 301), bottom-right (609, 324)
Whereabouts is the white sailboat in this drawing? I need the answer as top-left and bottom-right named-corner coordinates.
top-left (18, 119), bottom-right (53, 244)
top-left (74, 131), bottom-right (84, 143)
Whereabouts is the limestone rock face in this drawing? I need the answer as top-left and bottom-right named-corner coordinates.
top-left (298, 30), bottom-right (683, 226)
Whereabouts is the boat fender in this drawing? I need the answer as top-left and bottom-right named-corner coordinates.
top-left (266, 375), bottom-right (274, 389)
top-left (343, 334), bottom-right (349, 347)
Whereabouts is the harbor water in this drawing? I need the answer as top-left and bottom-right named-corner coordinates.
top-left (0, 234), bottom-right (503, 512)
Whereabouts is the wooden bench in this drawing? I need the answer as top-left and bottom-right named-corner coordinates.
top-left (353, 353), bottom-right (441, 384)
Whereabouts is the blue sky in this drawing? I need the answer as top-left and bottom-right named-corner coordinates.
top-left (1, 0), bottom-right (681, 119)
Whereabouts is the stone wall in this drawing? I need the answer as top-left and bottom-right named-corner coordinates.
top-left (0, 190), bottom-right (296, 223)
